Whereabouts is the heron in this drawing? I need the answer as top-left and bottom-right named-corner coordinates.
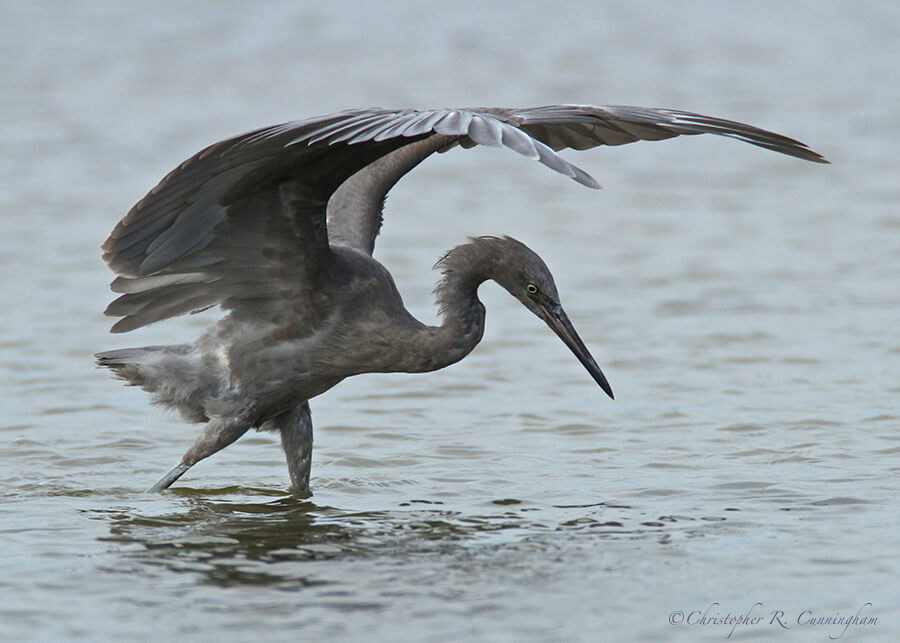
top-left (95, 104), bottom-right (826, 492)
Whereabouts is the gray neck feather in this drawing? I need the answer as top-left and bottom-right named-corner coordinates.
top-left (401, 240), bottom-right (498, 373)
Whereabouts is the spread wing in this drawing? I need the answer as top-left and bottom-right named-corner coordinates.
top-left (102, 105), bottom-right (826, 332)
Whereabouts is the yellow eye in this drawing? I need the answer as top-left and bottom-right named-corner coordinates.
top-left (526, 283), bottom-right (538, 295)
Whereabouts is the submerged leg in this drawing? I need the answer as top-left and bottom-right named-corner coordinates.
top-left (147, 414), bottom-right (252, 492)
top-left (147, 462), bottom-right (193, 492)
top-left (277, 402), bottom-right (314, 494)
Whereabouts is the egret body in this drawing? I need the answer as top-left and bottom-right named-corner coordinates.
top-left (96, 105), bottom-right (826, 492)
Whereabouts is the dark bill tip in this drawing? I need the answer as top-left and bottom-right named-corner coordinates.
top-left (539, 304), bottom-right (614, 400)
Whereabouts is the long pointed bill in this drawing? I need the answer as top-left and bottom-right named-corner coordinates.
top-left (538, 304), bottom-right (614, 399)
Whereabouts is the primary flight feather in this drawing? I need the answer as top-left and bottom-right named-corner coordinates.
top-left (97, 104), bottom-right (826, 492)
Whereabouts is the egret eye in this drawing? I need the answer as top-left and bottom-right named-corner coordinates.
top-left (526, 283), bottom-right (538, 295)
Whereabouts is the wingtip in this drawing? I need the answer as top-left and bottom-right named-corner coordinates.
top-left (582, 175), bottom-right (603, 190)
top-left (794, 145), bottom-right (830, 164)
top-left (108, 318), bottom-right (133, 334)
top-left (571, 168), bottom-right (602, 189)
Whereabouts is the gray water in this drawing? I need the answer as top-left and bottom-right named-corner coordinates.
top-left (2, 1), bottom-right (898, 641)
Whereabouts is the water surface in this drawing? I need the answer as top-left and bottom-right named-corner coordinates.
top-left (2, 1), bottom-right (898, 640)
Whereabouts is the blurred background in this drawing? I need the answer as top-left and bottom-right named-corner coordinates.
top-left (1, 1), bottom-right (897, 640)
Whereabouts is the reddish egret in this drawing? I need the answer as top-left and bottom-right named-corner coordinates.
top-left (96, 105), bottom-right (826, 492)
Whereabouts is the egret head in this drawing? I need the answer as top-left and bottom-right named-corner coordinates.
top-left (478, 236), bottom-right (614, 399)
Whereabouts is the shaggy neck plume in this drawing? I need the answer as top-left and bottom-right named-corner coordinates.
top-left (399, 238), bottom-right (506, 373)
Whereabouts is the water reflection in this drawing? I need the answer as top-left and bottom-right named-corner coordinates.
top-left (86, 491), bottom-right (731, 589)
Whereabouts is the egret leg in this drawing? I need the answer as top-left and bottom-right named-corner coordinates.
top-left (277, 402), bottom-right (314, 493)
top-left (147, 414), bottom-right (252, 492)
top-left (147, 462), bottom-right (192, 492)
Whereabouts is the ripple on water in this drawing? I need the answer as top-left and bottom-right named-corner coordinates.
top-left (76, 487), bottom-right (748, 595)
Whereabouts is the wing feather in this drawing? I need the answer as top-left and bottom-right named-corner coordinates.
top-left (102, 104), bottom-right (825, 332)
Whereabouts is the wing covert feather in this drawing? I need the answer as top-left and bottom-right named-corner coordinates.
top-left (102, 104), bottom-right (825, 332)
